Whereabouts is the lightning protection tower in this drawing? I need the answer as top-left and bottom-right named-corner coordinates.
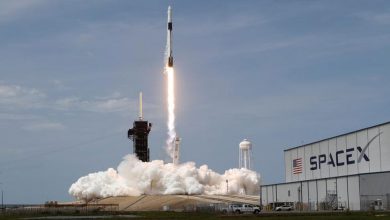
top-left (128, 92), bottom-right (152, 162)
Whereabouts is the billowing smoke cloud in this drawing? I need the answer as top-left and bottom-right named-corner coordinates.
top-left (69, 154), bottom-right (260, 200)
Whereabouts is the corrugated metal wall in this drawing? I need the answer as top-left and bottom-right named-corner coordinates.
top-left (262, 172), bottom-right (390, 211)
top-left (285, 123), bottom-right (390, 182)
top-left (263, 122), bottom-right (390, 211)
top-left (261, 175), bottom-right (363, 211)
top-left (359, 172), bottom-right (390, 211)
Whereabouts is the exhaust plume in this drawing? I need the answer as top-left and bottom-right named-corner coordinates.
top-left (69, 154), bottom-right (260, 200)
top-left (165, 67), bottom-right (176, 159)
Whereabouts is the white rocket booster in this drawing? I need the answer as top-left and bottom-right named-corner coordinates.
top-left (167, 6), bottom-right (173, 67)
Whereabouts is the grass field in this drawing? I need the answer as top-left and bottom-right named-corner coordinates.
top-left (136, 211), bottom-right (390, 220)
top-left (1, 211), bottom-right (390, 220)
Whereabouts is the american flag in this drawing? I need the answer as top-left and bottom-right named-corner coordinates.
top-left (293, 158), bottom-right (303, 174)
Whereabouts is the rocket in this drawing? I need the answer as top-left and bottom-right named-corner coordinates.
top-left (167, 6), bottom-right (173, 67)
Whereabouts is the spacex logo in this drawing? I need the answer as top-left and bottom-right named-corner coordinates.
top-left (309, 132), bottom-right (382, 171)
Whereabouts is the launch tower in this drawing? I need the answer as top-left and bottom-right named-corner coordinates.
top-left (128, 92), bottom-right (152, 162)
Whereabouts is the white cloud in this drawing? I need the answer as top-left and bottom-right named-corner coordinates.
top-left (0, 113), bottom-right (40, 120)
top-left (49, 79), bottom-right (72, 91)
top-left (55, 96), bottom-right (136, 113)
top-left (22, 122), bottom-right (65, 131)
top-left (0, 83), bottom-right (137, 114)
top-left (0, 83), bottom-right (46, 109)
top-left (92, 98), bottom-right (134, 112)
top-left (55, 97), bottom-right (80, 109)
top-left (0, 84), bottom-right (43, 98)
top-left (95, 92), bottom-right (122, 100)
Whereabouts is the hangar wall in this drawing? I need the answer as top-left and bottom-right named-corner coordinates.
top-left (262, 172), bottom-right (390, 211)
top-left (359, 172), bottom-right (390, 210)
top-left (284, 122), bottom-right (390, 182)
top-left (261, 175), bottom-right (361, 211)
top-left (262, 122), bottom-right (390, 211)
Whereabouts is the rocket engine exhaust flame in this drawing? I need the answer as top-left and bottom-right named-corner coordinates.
top-left (165, 67), bottom-right (176, 159)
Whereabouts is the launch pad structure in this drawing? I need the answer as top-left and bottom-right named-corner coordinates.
top-left (128, 92), bottom-right (152, 162)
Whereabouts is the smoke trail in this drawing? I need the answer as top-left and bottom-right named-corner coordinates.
top-left (165, 67), bottom-right (176, 159)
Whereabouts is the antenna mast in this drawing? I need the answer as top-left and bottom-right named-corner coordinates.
top-left (139, 92), bottom-right (143, 120)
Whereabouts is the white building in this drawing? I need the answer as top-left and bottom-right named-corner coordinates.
top-left (261, 121), bottom-right (390, 211)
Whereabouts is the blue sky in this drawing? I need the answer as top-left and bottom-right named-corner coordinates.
top-left (0, 0), bottom-right (389, 203)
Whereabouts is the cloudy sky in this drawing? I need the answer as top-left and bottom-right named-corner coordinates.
top-left (0, 0), bottom-right (389, 203)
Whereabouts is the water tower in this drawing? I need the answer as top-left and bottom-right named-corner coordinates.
top-left (239, 139), bottom-right (252, 169)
